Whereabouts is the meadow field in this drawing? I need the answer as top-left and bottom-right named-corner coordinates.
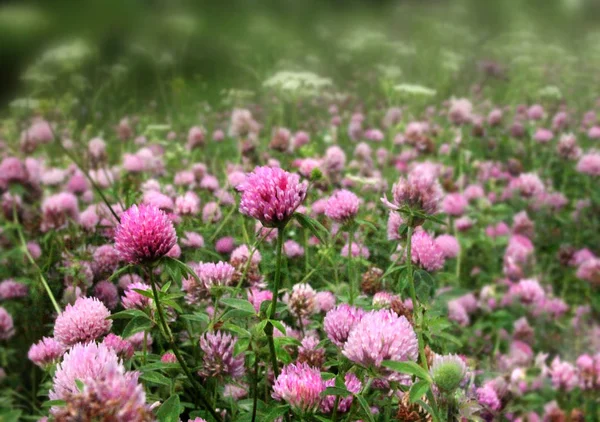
top-left (0, 1), bottom-right (599, 421)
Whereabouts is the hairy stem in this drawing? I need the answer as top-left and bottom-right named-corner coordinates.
top-left (147, 267), bottom-right (222, 422)
top-left (251, 348), bottom-right (259, 422)
top-left (347, 226), bottom-right (355, 304)
top-left (405, 224), bottom-right (429, 369)
top-left (265, 227), bottom-right (285, 379)
top-left (13, 211), bottom-right (61, 314)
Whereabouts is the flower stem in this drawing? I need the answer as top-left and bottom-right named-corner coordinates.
top-left (265, 227), bottom-right (285, 379)
top-left (251, 347), bottom-right (259, 422)
top-left (347, 226), bottom-right (356, 305)
top-left (406, 223), bottom-right (440, 420)
top-left (13, 211), bottom-right (61, 314)
top-left (405, 223), bottom-right (429, 370)
top-left (147, 267), bottom-right (222, 422)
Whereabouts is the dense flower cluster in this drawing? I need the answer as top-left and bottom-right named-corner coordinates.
top-left (114, 204), bottom-right (177, 264)
top-left (54, 297), bottom-right (112, 346)
top-left (342, 309), bottom-right (418, 369)
top-left (237, 166), bottom-right (308, 227)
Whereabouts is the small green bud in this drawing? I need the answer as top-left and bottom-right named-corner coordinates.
top-left (431, 355), bottom-right (466, 392)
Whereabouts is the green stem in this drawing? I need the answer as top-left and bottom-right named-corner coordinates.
top-left (303, 228), bottom-right (309, 274)
top-left (13, 211), bottom-right (61, 314)
top-left (406, 222), bottom-right (441, 421)
top-left (147, 267), bottom-right (222, 422)
top-left (251, 348), bottom-right (259, 422)
top-left (332, 395), bottom-right (341, 422)
top-left (53, 135), bottom-right (121, 224)
top-left (347, 227), bottom-right (356, 304)
top-left (265, 227), bottom-right (285, 379)
top-left (142, 331), bottom-right (148, 365)
top-left (451, 217), bottom-right (462, 285)
top-left (405, 224), bottom-right (429, 370)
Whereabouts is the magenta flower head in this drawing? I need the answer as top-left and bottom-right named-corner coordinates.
top-left (435, 234), bottom-right (461, 259)
top-left (576, 151), bottom-right (600, 176)
top-left (315, 291), bottom-right (336, 312)
top-left (0, 306), bottom-right (15, 340)
top-left (411, 230), bottom-right (445, 272)
top-left (284, 240), bottom-right (305, 258)
top-left (114, 204), bottom-right (177, 264)
top-left (382, 173), bottom-right (442, 224)
top-left (102, 333), bottom-right (134, 360)
top-left (41, 192), bottom-right (79, 231)
top-left (54, 296), bottom-right (112, 346)
top-left (0, 278), bottom-right (28, 300)
top-left (323, 304), bottom-right (365, 347)
top-left (442, 192), bottom-right (468, 217)
top-left (93, 280), bottom-right (119, 310)
top-left (477, 383), bottom-right (501, 411)
top-left (199, 331), bottom-right (245, 379)
top-left (49, 342), bottom-right (152, 421)
top-left (285, 283), bottom-right (317, 318)
top-left (325, 189), bottom-right (360, 224)
top-left (215, 236), bottom-right (235, 254)
top-left (246, 287), bottom-right (272, 312)
top-left (342, 309), bottom-right (418, 370)
top-left (28, 337), bottom-right (65, 368)
top-left (237, 166), bottom-right (308, 228)
top-left (272, 362), bottom-right (325, 414)
top-left (387, 212), bottom-right (404, 240)
top-left (550, 357), bottom-right (579, 392)
top-left (576, 258), bottom-right (600, 286)
top-left (121, 281), bottom-right (152, 310)
top-left (321, 372), bottom-right (362, 414)
top-left (92, 245), bottom-right (120, 278)
top-left (50, 342), bottom-right (120, 401)
top-left (161, 352), bottom-right (177, 363)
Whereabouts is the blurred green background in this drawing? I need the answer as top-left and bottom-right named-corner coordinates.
top-left (2, 0), bottom-right (600, 111)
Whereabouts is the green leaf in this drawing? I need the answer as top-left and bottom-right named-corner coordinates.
top-left (321, 372), bottom-right (336, 380)
top-left (221, 309), bottom-right (256, 321)
top-left (382, 264), bottom-right (406, 279)
top-left (0, 410), bottom-right (22, 422)
top-left (75, 379), bottom-right (85, 392)
top-left (181, 313), bottom-right (210, 324)
top-left (141, 371), bottom-right (172, 387)
top-left (220, 298), bottom-right (257, 315)
top-left (156, 394), bottom-right (181, 422)
top-left (321, 386), bottom-right (351, 397)
top-left (334, 375), bottom-right (346, 389)
top-left (109, 309), bottom-right (151, 320)
top-left (382, 360), bottom-right (432, 381)
top-left (398, 223), bottom-right (409, 237)
top-left (269, 319), bottom-right (287, 335)
top-left (294, 212), bottom-right (329, 244)
top-left (161, 280), bottom-right (172, 292)
top-left (42, 399), bottom-right (66, 408)
top-left (139, 362), bottom-right (180, 371)
top-left (123, 316), bottom-right (154, 338)
top-left (264, 404), bottom-right (290, 421)
top-left (409, 380), bottom-right (431, 403)
top-left (424, 214), bottom-right (446, 225)
top-left (434, 331), bottom-right (463, 347)
top-left (108, 264), bottom-right (134, 282)
top-left (416, 399), bottom-right (437, 419)
top-left (222, 322), bottom-right (252, 338)
top-left (354, 394), bottom-right (376, 422)
top-left (355, 218), bottom-right (378, 231)
top-left (132, 288), bottom-right (155, 299)
top-left (414, 269), bottom-right (435, 302)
